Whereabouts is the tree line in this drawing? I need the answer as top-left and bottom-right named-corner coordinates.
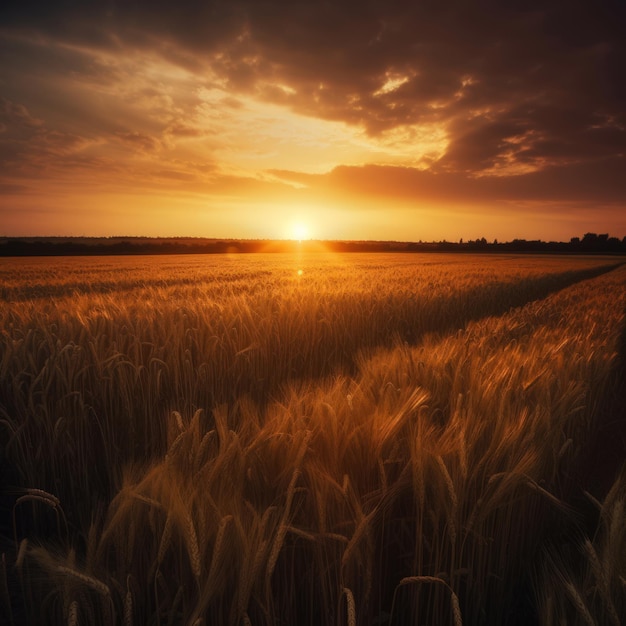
top-left (1, 233), bottom-right (625, 256)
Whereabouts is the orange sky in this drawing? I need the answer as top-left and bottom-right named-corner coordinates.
top-left (1, 1), bottom-right (625, 242)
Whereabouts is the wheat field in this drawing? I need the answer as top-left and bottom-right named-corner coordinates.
top-left (1, 252), bottom-right (625, 625)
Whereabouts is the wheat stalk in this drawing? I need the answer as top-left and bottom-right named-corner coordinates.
top-left (0, 553), bottom-right (12, 624)
top-left (207, 514), bottom-right (233, 589)
top-left (341, 508), bottom-right (377, 568)
top-left (238, 536), bottom-right (268, 619)
top-left (436, 455), bottom-right (458, 544)
top-left (86, 523), bottom-right (97, 573)
top-left (266, 469), bottom-right (301, 585)
top-left (15, 539), bottom-right (28, 571)
top-left (157, 512), bottom-right (174, 564)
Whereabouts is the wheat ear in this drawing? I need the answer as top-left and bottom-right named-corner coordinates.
top-left (342, 587), bottom-right (356, 626)
top-left (183, 509), bottom-right (201, 580)
top-left (390, 576), bottom-right (462, 626)
top-left (563, 580), bottom-right (596, 626)
top-left (583, 538), bottom-right (620, 626)
top-left (66, 600), bottom-right (78, 626)
top-left (124, 576), bottom-right (133, 626)
top-left (57, 566), bottom-right (111, 598)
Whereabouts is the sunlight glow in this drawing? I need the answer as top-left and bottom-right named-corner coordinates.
top-left (374, 72), bottom-right (412, 96)
top-left (292, 222), bottom-right (310, 242)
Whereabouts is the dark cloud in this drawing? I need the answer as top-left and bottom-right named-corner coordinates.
top-left (0, 98), bottom-right (45, 170)
top-left (0, 1), bottom-right (243, 52)
top-left (0, 182), bottom-right (30, 194)
top-left (0, 97), bottom-right (43, 132)
top-left (271, 154), bottom-right (626, 207)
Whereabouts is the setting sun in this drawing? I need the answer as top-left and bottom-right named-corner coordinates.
top-left (291, 222), bottom-right (310, 242)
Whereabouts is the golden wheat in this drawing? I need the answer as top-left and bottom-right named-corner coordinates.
top-left (1, 253), bottom-right (624, 624)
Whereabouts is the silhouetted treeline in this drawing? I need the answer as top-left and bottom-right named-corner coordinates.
top-left (432, 232), bottom-right (626, 254)
top-left (1, 233), bottom-right (625, 256)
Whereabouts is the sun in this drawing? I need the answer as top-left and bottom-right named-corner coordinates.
top-left (292, 222), bottom-right (310, 242)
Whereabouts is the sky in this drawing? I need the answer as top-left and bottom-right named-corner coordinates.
top-left (1, 0), bottom-right (625, 242)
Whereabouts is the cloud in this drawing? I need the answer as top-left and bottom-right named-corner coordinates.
top-left (0, 97), bottom-right (43, 130)
top-left (1, 0), bottom-right (624, 238)
top-left (3, 1), bottom-right (623, 179)
top-left (114, 130), bottom-right (163, 154)
top-left (271, 155), bottom-right (626, 208)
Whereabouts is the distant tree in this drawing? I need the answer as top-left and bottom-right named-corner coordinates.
top-left (570, 237), bottom-right (580, 245)
top-left (581, 233), bottom-right (599, 251)
top-left (607, 237), bottom-right (620, 250)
